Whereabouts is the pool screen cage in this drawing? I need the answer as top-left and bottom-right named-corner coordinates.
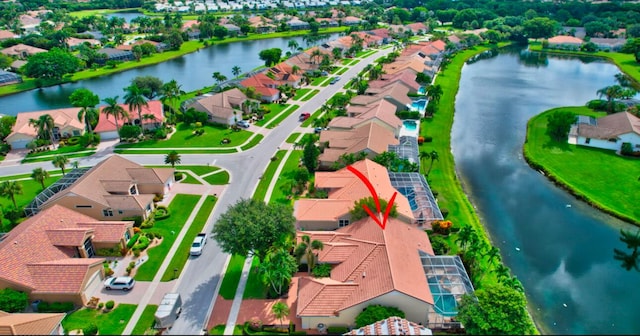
top-left (0, 71), bottom-right (21, 85)
top-left (388, 136), bottom-right (420, 168)
top-left (24, 167), bottom-right (91, 217)
top-left (388, 172), bottom-right (443, 226)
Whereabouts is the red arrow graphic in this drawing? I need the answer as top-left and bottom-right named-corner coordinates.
top-left (347, 165), bottom-right (397, 230)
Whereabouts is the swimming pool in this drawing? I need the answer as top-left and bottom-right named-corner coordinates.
top-left (411, 99), bottom-right (427, 116)
top-left (399, 120), bottom-right (420, 138)
top-left (418, 86), bottom-right (426, 95)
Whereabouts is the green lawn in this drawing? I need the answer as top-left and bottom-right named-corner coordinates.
top-left (69, 8), bottom-right (137, 18)
top-left (0, 176), bottom-right (61, 210)
top-left (254, 104), bottom-right (290, 127)
top-left (286, 133), bottom-right (300, 143)
top-left (22, 151), bottom-right (96, 163)
top-left (62, 304), bottom-right (137, 335)
top-left (147, 165), bottom-right (220, 176)
top-left (116, 123), bottom-right (252, 149)
top-left (218, 254), bottom-right (247, 299)
top-left (266, 104), bottom-right (299, 129)
top-left (240, 134), bottom-right (264, 151)
top-left (114, 148), bottom-right (238, 154)
top-left (203, 171), bottom-right (230, 185)
top-left (270, 150), bottom-right (303, 205)
top-left (178, 172), bottom-right (201, 185)
top-left (135, 194), bottom-right (201, 281)
top-left (311, 76), bottom-right (327, 86)
top-left (301, 106), bottom-right (325, 127)
top-left (252, 150), bottom-right (287, 201)
top-left (292, 88), bottom-right (311, 100)
top-left (341, 59), bottom-right (352, 65)
top-left (524, 106), bottom-right (640, 224)
top-left (161, 195), bottom-right (217, 281)
top-left (24, 144), bottom-right (93, 159)
top-left (300, 89), bottom-right (320, 101)
top-left (243, 257), bottom-right (267, 299)
top-left (210, 324), bottom-right (243, 335)
top-left (131, 304), bottom-right (158, 335)
top-left (336, 67), bottom-right (349, 75)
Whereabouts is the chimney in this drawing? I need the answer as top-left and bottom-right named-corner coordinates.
top-left (362, 272), bottom-right (366, 278)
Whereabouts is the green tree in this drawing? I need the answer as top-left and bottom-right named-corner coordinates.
top-left (164, 28), bottom-right (184, 50)
top-left (212, 198), bottom-right (296, 262)
top-left (271, 301), bottom-right (290, 327)
top-left (426, 84), bottom-right (443, 104)
top-left (31, 167), bottom-right (49, 190)
top-left (522, 17), bottom-right (558, 39)
top-left (349, 196), bottom-right (398, 222)
top-left (102, 96), bottom-right (128, 140)
top-left (160, 80), bottom-right (185, 114)
top-left (0, 288), bottom-right (28, 313)
top-left (457, 283), bottom-right (536, 335)
top-left (259, 247), bottom-right (298, 296)
top-left (597, 85), bottom-right (636, 113)
top-left (23, 47), bottom-right (80, 80)
top-left (0, 116), bottom-right (16, 140)
top-left (164, 150), bottom-right (181, 168)
top-left (287, 39), bottom-right (299, 53)
top-left (0, 180), bottom-right (22, 208)
top-left (258, 48), bottom-right (282, 67)
top-left (132, 76), bottom-right (164, 100)
top-left (546, 110), bottom-right (577, 142)
top-left (69, 88), bottom-right (100, 133)
top-left (232, 65), bottom-right (242, 78)
top-left (213, 25), bottom-right (228, 39)
top-left (294, 234), bottom-right (324, 274)
top-left (301, 134), bottom-right (319, 174)
top-left (425, 150), bottom-right (439, 177)
top-left (355, 305), bottom-right (405, 328)
top-left (123, 84), bottom-right (148, 135)
top-left (0, 54), bottom-right (12, 70)
top-left (212, 71), bottom-right (227, 85)
top-left (28, 114), bottom-right (55, 143)
top-left (52, 155), bottom-right (70, 176)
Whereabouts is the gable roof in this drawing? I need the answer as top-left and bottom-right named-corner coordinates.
top-left (186, 88), bottom-right (247, 119)
top-left (319, 122), bottom-right (399, 163)
top-left (577, 111), bottom-right (640, 139)
top-left (351, 83), bottom-right (412, 107)
top-left (0, 311), bottom-right (65, 335)
top-left (7, 107), bottom-right (84, 140)
top-left (0, 43), bottom-right (47, 56)
top-left (0, 30), bottom-right (16, 40)
top-left (94, 100), bottom-right (164, 133)
top-left (297, 216), bottom-right (434, 316)
top-left (548, 35), bottom-right (584, 44)
top-left (41, 155), bottom-right (173, 212)
top-left (330, 99), bottom-right (402, 130)
top-left (345, 316), bottom-right (432, 335)
top-left (368, 69), bottom-right (421, 92)
top-left (0, 205), bottom-right (132, 294)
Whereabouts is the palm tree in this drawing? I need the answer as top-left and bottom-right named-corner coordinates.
top-left (160, 80), bottom-right (185, 114)
top-left (294, 234), bottom-right (324, 274)
top-left (123, 84), bottom-right (148, 135)
top-left (165, 150), bottom-right (181, 168)
top-left (29, 114), bottom-right (56, 146)
top-left (426, 150), bottom-right (439, 177)
top-left (31, 168), bottom-right (49, 190)
top-left (0, 181), bottom-right (22, 208)
top-left (426, 84), bottom-right (443, 105)
top-left (69, 88), bottom-right (100, 133)
top-left (77, 107), bottom-right (99, 133)
top-left (287, 39), bottom-right (299, 54)
top-left (419, 150), bottom-right (430, 169)
top-left (483, 246), bottom-right (501, 266)
top-left (271, 301), bottom-right (290, 327)
top-left (52, 155), bottom-right (70, 176)
top-left (310, 48), bottom-right (323, 65)
top-left (232, 65), bottom-right (242, 79)
top-left (495, 264), bottom-right (512, 280)
top-left (102, 96), bottom-right (129, 141)
top-left (456, 226), bottom-right (475, 252)
top-left (143, 113), bottom-right (158, 128)
top-left (212, 71), bottom-right (227, 86)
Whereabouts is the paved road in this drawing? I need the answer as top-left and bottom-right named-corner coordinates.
top-left (0, 47), bottom-right (393, 335)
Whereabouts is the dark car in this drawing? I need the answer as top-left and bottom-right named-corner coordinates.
top-left (299, 112), bottom-right (311, 121)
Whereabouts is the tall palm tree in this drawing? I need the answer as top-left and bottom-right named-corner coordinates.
top-left (287, 39), bottom-right (299, 54)
top-left (165, 150), bottom-right (181, 168)
top-left (310, 48), bottom-right (323, 65)
top-left (212, 71), bottom-right (227, 86)
top-left (160, 80), bottom-right (185, 114)
top-left (29, 114), bottom-right (56, 147)
top-left (483, 246), bottom-right (502, 267)
top-left (31, 168), bottom-right (49, 190)
top-left (123, 84), bottom-right (148, 135)
top-left (0, 181), bottom-right (22, 208)
top-left (456, 226), bottom-right (475, 252)
top-left (52, 155), bottom-right (70, 176)
top-left (77, 107), bottom-right (99, 133)
top-left (426, 150), bottom-right (439, 177)
top-left (294, 234), bottom-right (324, 274)
top-left (271, 302), bottom-right (290, 327)
top-left (102, 96), bottom-right (129, 141)
top-left (426, 84), bottom-right (443, 105)
top-left (232, 65), bottom-right (242, 79)
top-left (69, 88), bottom-right (100, 133)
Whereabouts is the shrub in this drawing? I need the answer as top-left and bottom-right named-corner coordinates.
top-left (119, 125), bottom-right (142, 139)
top-left (155, 205), bottom-right (170, 220)
top-left (155, 128), bottom-right (167, 139)
top-left (430, 235), bottom-right (450, 255)
top-left (0, 289), bottom-right (28, 313)
top-left (424, 136), bottom-right (433, 142)
top-left (98, 302), bottom-right (104, 309)
top-left (83, 323), bottom-right (99, 336)
top-left (66, 136), bottom-right (81, 145)
top-left (440, 208), bottom-right (449, 218)
top-left (37, 301), bottom-right (74, 313)
top-left (133, 249), bottom-right (141, 257)
top-left (312, 263), bottom-right (331, 278)
top-left (355, 305), bottom-right (405, 328)
top-left (132, 235), bottom-right (151, 251)
top-left (153, 193), bottom-right (164, 202)
top-left (248, 317), bottom-right (262, 332)
top-left (432, 220), bottom-right (453, 235)
top-left (621, 142), bottom-right (634, 156)
top-left (96, 247), bottom-right (122, 257)
top-left (79, 132), bottom-right (100, 147)
top-left (395, 111), bottom-right (421, 119)
top-left (127, 233), bottom-right (140, 249)
top-left (417, 136), bottom-right (424, 144)
top-left (133, 227), bottom-right (141, 233)
top-left (174, 172), bottom-right (184, 181)
top-left (141, 217), bottom-right (155, 229)
top-left (327, 326), bottom-right (349, 334)
top-left (105, 300), bottom-right (115, 310)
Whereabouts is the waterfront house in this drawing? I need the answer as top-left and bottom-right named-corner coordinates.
top-left (184, 88), bottom-right (255, 125)
top-left (351, 82), bottom-right (412, 112)
top-left (0, 44), bottom-right (46, 59)
top-left (568, 112), bottom-right (640, 151)
top-left (66, 37), bottom-right (101, 50)
top-left (287, 18), bottom-right (310, 30)
top-left (6, 108), bottom-right (84, 149)
top-left (0, 70), bottom-right (22, 87)
top-left (94, 100), bottom-right (165, 140)
top-left (329, 99), bottom-right (403, 137)
top-left (547, 35), bottom-right (584, 50)
top-left (589, 38), bottom-right (626, 51)
top-left (98, 48), bottom-right (134, 63)
top-left (240, 73), bottom-right (281, 102)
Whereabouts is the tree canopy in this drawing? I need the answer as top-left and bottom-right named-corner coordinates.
top-left (258, 48), bottom-right (282, 67)
top-left (23, 48), bottom-right (80, 80)
top-left (546, 110), bottom-right (577, 142)
top-left (355, 305), bottom-right (406, 328)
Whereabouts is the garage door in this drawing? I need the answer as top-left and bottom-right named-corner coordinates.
top-left (9, 139), bottom-right (29, 149)
top-left (98, 131), bottom-right (119, 140)
top-left (84, 271), bottom-right (103, 297)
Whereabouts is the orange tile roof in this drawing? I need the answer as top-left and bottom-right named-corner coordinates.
top-left (0, 30), bottom-right (16, 40)
top-left (7, 107), bottom-right (84, 140)
top-left (368, 69), bottom-right (421, 92)
top-left (330, 100), bottom-right (402, 131)
top-left (0, 43), bottom-right (46, 56)
top-left (346, 316), bottom-right (433, 335)
top-left (297, 217), bottom-right (434, 317)
top-left (94, 100), bottom-right (164, 133)
top-left (186, 88), bottom-right (248, 120)
top-left (28, 259), bottom-right (101, 294)
top-left (45, 228), bottom-right (91, 247)
top-left (77, 222), bottom-right (133, 243)
top-left (0, 311), bottom-right (65, 335)
top-left (319, 123), bottom-right (398, 163)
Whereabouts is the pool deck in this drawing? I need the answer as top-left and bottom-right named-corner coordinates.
top-left (399, 119), bottom-right (420, 138)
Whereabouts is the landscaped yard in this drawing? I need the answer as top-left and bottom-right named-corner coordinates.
top-left (218, 254), bottom-right (247, 299)
top-left (252, 150), bottom-right (287, 201)
top-left (300, 89), bottom-right (320, 101)
top-left (203, 171), bottom-right (230, 185)
top-left (178, 171), bottom-right (202, 184)
top-left (147, 165), bottom-right (220, 176)
top-left (286, 133), bottom-right (300, 143)
top-left (115, 148), bottom-right (238, 154)
top-left (22, 150), bottom-right (96, 163)
top-left (134, 194), bottom-right (201, 281)
top-left (311, 76), bottom-right (327, 86)
top-left (292, 88), bottom-right (312, 100)
top-left (0, 176), bottom-right (61, 211)
top-left (116, 123), bottom-right (252, 149)
top-left (210, 324), bottom-right (243, 335)
top-left (131, 304), bottom-right (158, 335)
top-left (524, 106), bottom-right (640, 224)
top-left (336, 67), bottom-right (349, 75)
top-left (23, 144), bottom-right (95, 159)
top-left (254, 103), bottom-right (292, 127)
top-left (161, 195), bottom-right (217, 281)
top-left (240, 134), bottom-right (264, 151)
top-left (62, 304), bottom-right (137, 335)
top-left (270, 150), bottom-right (303, 205)
top-left (265, 104), bottom-right (299, 129)
top-left (243, 257), bottom-right (267, 299)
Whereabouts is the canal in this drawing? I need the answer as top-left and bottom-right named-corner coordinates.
top-left (0, 33), bottom-right (339, 115)
top-left (452, 47), bottom-right (640, 334)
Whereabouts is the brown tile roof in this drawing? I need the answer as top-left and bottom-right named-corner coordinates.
top-left (95, 100), bottom-right (164, 133)
top-left (319, 123), bottom-right (398, 163)
top-left (382, 57), bottom-right (427, 75)
top-left (351, 83), bottom-right (412, 107)
top-left (0, 205), bottom-right (132, 293)
top-left (285, 52), bottom-right (318, 72)
top-left (186, 88), bottom-right (248, 120)
top-left (297, 217), bottom-right (434, 317)
top-left (0, 43), bottom-right (46, 56)
top-left (345, 316), bottom-right (433, 335)
top-left (406, 22), bottom-right (428, 33)
top-left (367, 28), bottom-right (391, 39)
top-left (7, 107), bottom-right (84, 140)
top-left (45, 228), bottom-right (91, 247)
top-left (577, 112), bottom-right (640, 139)
top-left (67, 37), bottom-right (100, 47)
top-left (0, 311), bottom-right (65, 335)
top-left (367, 72), bottom-right (420, 93)
top-left (42, 155), bottom-right (173, 212)
top-left (330, 100), bottom-right (402, 131)
top-left (241, 73), bottom-right (278, 89)
top-left (77, 221), bottom-right (132, 243)
top-left (0, 30), bottom-right (16, 40)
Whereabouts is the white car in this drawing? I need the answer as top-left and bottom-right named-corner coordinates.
top-left (190, 233), bottom-right (207, 256)
top-left (104, 276), bottom-right (135, 291)
top-left (236, 120), bottom-right (250, 128)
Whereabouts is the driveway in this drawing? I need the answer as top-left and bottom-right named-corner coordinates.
top-left (90, 281), bottom-right (177, 305)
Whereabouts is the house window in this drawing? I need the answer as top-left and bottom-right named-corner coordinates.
top-left (73, 130), bottom-right (80, 136)
top-left (118, 210), bottom-right (124, 214)
top-left (124, 231), bottom-right (130, 241)
top-left (84, 238), bottom-right (95, 258)
top-left (146, 204), bottom-right (152, 212)
top-left (103, 209), bottom-right (114, 217)
top-left (608, 138), bottom-right (618, 143)
top-left (129, 185), bottom-right (138, 195)
top-left (585, 138), bottom-right (591, 144)
top-left (75, 205), bottom-right (92, 208)
top-left (339, 219), bottom-right (350, 227)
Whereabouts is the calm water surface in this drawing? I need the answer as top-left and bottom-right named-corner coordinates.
top-left (452, 47), bottom-right (640, 334)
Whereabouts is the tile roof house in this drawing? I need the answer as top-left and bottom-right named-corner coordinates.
top-left (589, 38), bottom-right (626, 51)
top-left (367, 69), bottom-right (421, 93)
top-left (0, 70), bottom-right (22, 87)
top-left (66, 37), bottom-right (101, 50)
top-left (568, 112), bottom-right (640, 151)
top-left (268, 62), bottom-right (302, 88)
top-left (406, 22), bottom-right (429, 34)
top-left (342, 16), bottom-right (362, 26)
top-left (345, 316), bottom-right (432, 335)
top-left (547, 35), bottom-right (584, 49)
top-left (240, 73), bottom-right (281, 102)
top-left (37, 155), bottom-right (174, 221)
top-left (6, 108), bottom-right (85, 149)
top-left (117, 39), bottom-right (166, 52)
top-left (94, 100), bottom-right (165, 140)
top-left (0, 310), bottom-right (66, 335)
top-left (329, 99), bottom-right (403, 137)
top-left (0, 44), bottom-right (47, 59)
top-left (0, 30), bottom-right (17, 40)
top-left (296, 216), bottom-right (433, 329)
top-left (319, 122), bottom-right (398, 170)
top-left (351, 82), bottom-right (412, 112)
top-left (248, 16), bottom-right (276, 33)
top-left (294, 159), bottom-right (414, 230)
top-left (285, 52), bottom-right (319, 73)
top-left (98, 47), bottom-right (134, 63)
top-left (287, 18), bottom-right (310, 30)
top-left (0, 205), bottom-right (134, 306)
top-left (184, 88), bottom-right (254, 125)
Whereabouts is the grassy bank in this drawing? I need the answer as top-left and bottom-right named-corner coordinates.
top-left (523, 106), bottom-right (640, 224)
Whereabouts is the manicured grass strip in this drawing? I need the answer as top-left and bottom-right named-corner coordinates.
top-left (255, 103), bottom-right (290, 127)
top-left (203, 171), bottom-right (230, 185)
top-left (24, 144), bottom-right (92, 158)
top-left (146, 165), bottom-right (220, 177)
top-left (22, 151), bottom-right (96, 163)
top-left (336, 67), bottom-right (349, 75)
top-left (270, 150), bottom-right (303, 205)
top-left (341, 59), bottom-right (352, 65)
top-left (62, 304), bottom-right (136, 335)
top-left (266, 104), bottom-right (299, 129)
top-left (311, 76), bottom-right (327, 86)
top-left (524, 106), bottom-right (640, 224)
top-left (114, 148), bottom-right (238, 154)
top-left (292, 88), bottom-right (311, 100)
top-left (178, 172), bottom-right (201, 184)
top-left (252, 150), bottom-right (287, 201)
top-left (243, 257), bottom-right (267, 299)
top-left (135, 194), bottom-right (201, 281)
top-left (218, 254), bottom-right (246, 299)
top-left (161, 195), bottom-right (217, 281)
top-left (286, 133), bottom-right (300, 143)
top-left (131, 304), bottom-right (159, 335)
top-left (68, 8), bottom-right (137, 18)
top-left (210, 324), bottom-right (243, 335)
top-left (300, 89), bottom-right (320, 101)
top-left (240, 134), bottom-right (264, 151)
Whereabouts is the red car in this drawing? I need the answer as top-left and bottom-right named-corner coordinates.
top-left (299, 112), bottom-right (311, 121)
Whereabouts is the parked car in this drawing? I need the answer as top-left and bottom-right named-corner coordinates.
top-left (299, 112), bottom-right (311, 121)
top-left (236, 120), bottom-right (250, 128)
top-left (329, 76), bottom-right (341, 84)
top-left (314, 127), bottom-right (328, 134)
top-left (104, 276), bottom-right (135, 291)
top-left (190, 233), bottom-right (207, 256)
